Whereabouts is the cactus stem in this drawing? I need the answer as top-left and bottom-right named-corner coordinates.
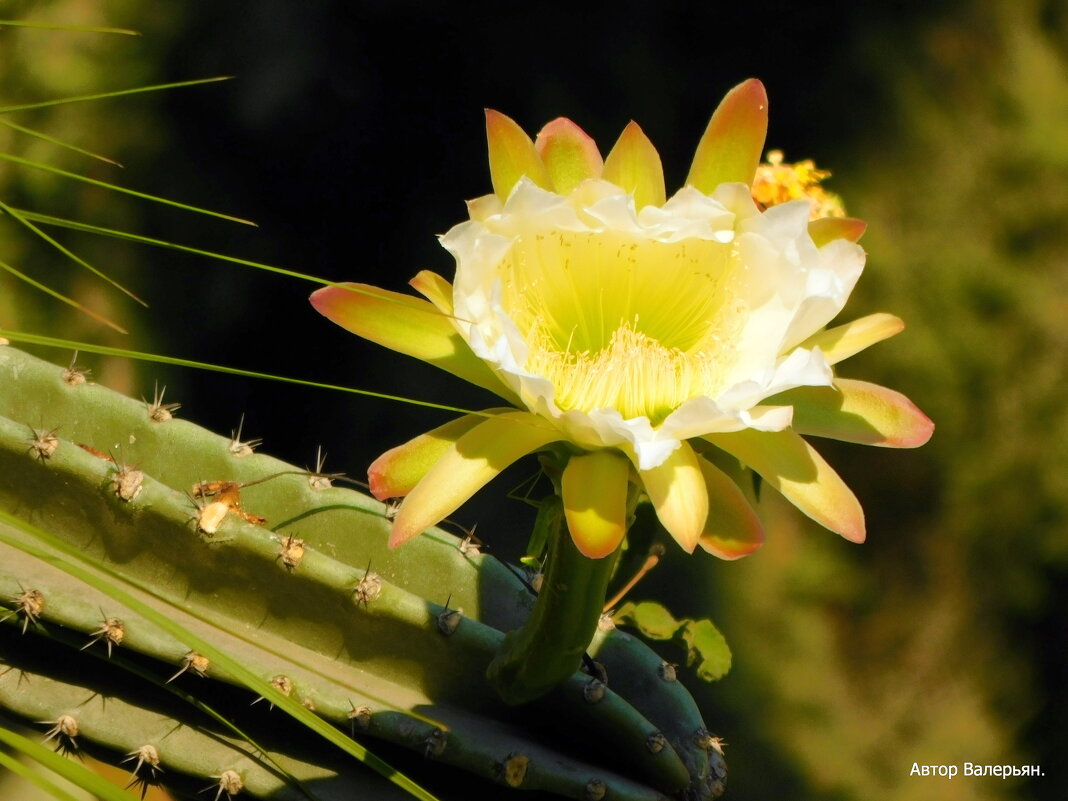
top-left (1, 347), bottom-right (719, 800)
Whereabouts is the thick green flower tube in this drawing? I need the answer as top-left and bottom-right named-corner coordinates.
top-left (487, 496), bottom-right (621, 705)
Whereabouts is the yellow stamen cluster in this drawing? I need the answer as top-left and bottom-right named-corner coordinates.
top-left (752, 150), bottom-right (845, 219)
top-left (499, 229), bottom-right (748, 422)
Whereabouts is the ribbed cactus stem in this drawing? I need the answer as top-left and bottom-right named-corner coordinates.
top-left (0, 346), bottom-right (722, 800)
top-left (487, 497), bottom-right (620, 706)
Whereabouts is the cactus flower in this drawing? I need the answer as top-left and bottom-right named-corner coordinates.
top-left (311, 79), bottom-right (933, 561)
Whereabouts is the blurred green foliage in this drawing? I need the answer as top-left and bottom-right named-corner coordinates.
top-left (0, 0), bottom-right (182, 391)
top-left (705, 4), bottom-right (1068, 799)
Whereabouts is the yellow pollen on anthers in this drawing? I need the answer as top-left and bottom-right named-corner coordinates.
top-left (752, 150), bottom-right (845, 219)
top-left (498, 229), bottom-right (748, 422)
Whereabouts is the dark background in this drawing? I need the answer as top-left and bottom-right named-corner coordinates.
top-left (145, 0), bottom-right (928, 481)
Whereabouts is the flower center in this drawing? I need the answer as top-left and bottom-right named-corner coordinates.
top-left (498, 229), bottom-right (748, 423)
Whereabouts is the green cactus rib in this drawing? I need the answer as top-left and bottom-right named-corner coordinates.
top-left (0, 615), bottom-right (675, 801)
top-left (0, 454), bottom-right (674, 801)
top-left (0, 515), bottom-right (675, 801)
top-left (0, 343), bottom-right (523, 631)
top-left (0, 513), bottom-right (444, 801)
top-left (0, 346), bottom-right (725, 799)
top-left (589, 629), bottom-right (726, 799)
top-left (0, 630), bottom-right (418, 801)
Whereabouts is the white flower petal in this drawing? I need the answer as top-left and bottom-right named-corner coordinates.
top-left (710, 182), bottom-right (763, 224)
top-left (466, 194), bottom-right (503, 222)
top-left (440, 172), bottom-right (865, 471)
top-left (717, 347), bottom-right (833, 411)
top-left (659, 396), bottom-right (749, 441)
top-left (639, 185), bottom-right (736, 242)
top-left (782, 237), bottom-right (866, 349)
top-left (740, 404), bottom-right (794, 430)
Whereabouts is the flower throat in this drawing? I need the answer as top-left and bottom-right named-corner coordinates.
top-left (499, 229), bottom-right (747, 422)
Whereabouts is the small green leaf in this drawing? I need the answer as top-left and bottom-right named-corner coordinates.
top-left (681, 619), bottom-right (732, 682)
top-left (613, 601), bottom-right (732, 682)
top-left (617, 600), bottom-right (681, 639)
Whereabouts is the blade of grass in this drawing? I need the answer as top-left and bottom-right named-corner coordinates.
top-left (0, 77), bottom-right (231, 116)
top-left (0, 20), bottom-right (139, 35)
top-left (0, 258), bottom-right (127, 333)
top-left (6, 209), bottom-right (473, 325)
top-left (0, 118), bottom-right (123, 167)
top-left (0, 512), bottom-right (443, 801)
top-left (0, 747), bottom-right (85, 801)
top-left (0, 330), bottom-right (486, 417)
top-left (0, 198), bottom-right (147, 307)
top-left (0, 725), bottom-right (140, 801)
top-left (14, 207), bottom-right (342, 286)
top-left (0, 153), bottom-right (254, 226)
